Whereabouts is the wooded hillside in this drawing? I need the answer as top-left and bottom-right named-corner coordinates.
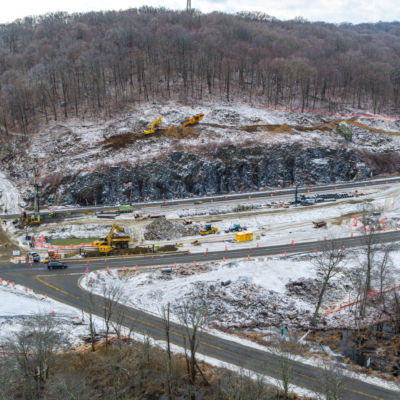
top-left (1, 7), bottom-right (400, 133)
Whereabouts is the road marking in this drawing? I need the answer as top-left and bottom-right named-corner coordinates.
top-left (199, 340), bottom-right (225, 351)
top-left (294, 371), bottom-right (316, 380)
top-left (123, 311), bottom-right (165, 331)
top-left (343, 387), bottom-right (384, 400)
top-left (35, 276), bottom-right (80, 300)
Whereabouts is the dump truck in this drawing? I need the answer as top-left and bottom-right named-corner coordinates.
top-left (235, 232), bottom-right (253, 242)
top-left (93, 224), bottom-right (131, 254)
top-left (199, 224), bottom-right (218, 235)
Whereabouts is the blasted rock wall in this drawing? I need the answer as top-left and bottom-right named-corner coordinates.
top-left (49, 144), bottom-right (370, 205)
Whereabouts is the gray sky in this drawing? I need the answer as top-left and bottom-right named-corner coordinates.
top-left (1, 0), bottom-right (398, 24)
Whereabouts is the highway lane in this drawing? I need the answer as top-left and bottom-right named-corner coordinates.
top-left (1, 230), bottom-right (400, 399)
top-left (1, 176), bottom-right (399, 219)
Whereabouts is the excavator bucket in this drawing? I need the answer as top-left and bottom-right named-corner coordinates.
top-left (144, 117), bottom-right (162, 134)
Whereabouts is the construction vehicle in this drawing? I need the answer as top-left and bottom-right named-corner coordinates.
top-left (199, 224), bottom-right (218, 235)
top-left (119, 205), bottom-right (134, 213)
top-left (43, 250), bottom-right (62, 264)
top-left (236, 232), bottom-right (253, 242)
top-left (192, 240), bottom-right (201, 246)
top-left (144, 117), bottom-right (162, 134)
top-left (92, 224), bottom-right (131, 254)
top-left (225, 224), bottom-right (244, 233)
top-left (181, 113), bottom-right (204, 127)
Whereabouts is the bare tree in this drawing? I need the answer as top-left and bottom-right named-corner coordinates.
top-left (44, 372), bottom-right (94, 400)
top-left (273, 336), bottom-right (301, 399)
top-left (376, 244), bottom-right (394, 303)
top-left (357, 206), bottom-right (381, 319)
top-left (0, 354), bottom-right (17, 400)
top-left (86, 290), bottom-right (97, 352)
top-left (102, 282), bottom-right (122, 350)
top-left (7, 313), bottom-right (69, 399)
top-left (311, 241), bottom-right (346, 326)
top-left (176, 299), bottom-right (209, 392)
top-left (355, 208), bottom-right (396, 321)
top-left (161, 303), bottom-right (173, 400)
top-left (315, 362), bottom-right (344, 400)
top-left (217, 369), bottom-right (271, 400)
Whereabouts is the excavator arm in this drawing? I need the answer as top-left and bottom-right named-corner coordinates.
top-left (144, 117), bottom-right (162, 134)
top-left (107, 224), bottom-right (125, 246)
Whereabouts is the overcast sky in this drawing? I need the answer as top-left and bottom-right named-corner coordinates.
top-left (1, 0), bottom-right (398, 25)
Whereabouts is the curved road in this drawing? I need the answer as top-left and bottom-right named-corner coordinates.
top-left (1, 231), bottom-right (400, 399)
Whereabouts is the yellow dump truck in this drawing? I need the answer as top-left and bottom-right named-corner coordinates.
top-left (235, 232), bottom-right (253, 242)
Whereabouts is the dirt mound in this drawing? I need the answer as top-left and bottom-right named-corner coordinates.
top-left (144, 217), bottom-right (200, 241)
top-left (99, 126), bottom-right (197, 150)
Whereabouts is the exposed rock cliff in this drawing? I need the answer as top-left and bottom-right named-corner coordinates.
top-left (45, 144), bottom-right (370, 205)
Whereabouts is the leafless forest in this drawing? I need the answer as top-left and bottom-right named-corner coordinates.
top-left (1, 7), bottom-right (400, 134)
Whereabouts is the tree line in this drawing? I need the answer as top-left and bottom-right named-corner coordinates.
top-left (1, 7), bottom-right (400, 134)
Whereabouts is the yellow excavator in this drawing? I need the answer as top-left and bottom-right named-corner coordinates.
top-left (181, 113), bottom-right (204, 127)
top-left (93, 224), bottom-right (131, 254)
top-left (144, 117), bottom-right (162, 134)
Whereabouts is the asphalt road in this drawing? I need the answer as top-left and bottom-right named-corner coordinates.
top-left (1, 176), bottom-right (399, 219)
top-left (1, 231), bottom-right (400, 399)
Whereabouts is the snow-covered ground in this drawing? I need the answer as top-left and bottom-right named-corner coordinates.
top-left (2, 100), bottom-right (400, 201)
top-left (81, 244), bottom-right (400, 331)
top-left (81, 251), bottom-right (400, 392)
top-left (0, 281), bottom-right (95, 346)
top-left (0, 171), bottom-right (22, 214)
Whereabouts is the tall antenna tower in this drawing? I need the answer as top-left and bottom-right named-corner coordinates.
top-left (186, 0), bottom-right (191, 12)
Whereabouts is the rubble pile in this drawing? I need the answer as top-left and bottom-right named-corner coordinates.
top-left (144, 217), bottom-right (200, 240)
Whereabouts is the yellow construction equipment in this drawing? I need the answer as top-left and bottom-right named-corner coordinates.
top-left (93, 224), bottom-right (131, 254)
top-left (23, 213), bottom-right (40, 225)
top-left (235, 232), bottom-right (253, 242)
top-left (199, 224), bottom-right (218, 235)
top-left (181, 113), bottom-right (204, 127)
top-left (144, 117), bottom-right (162, 134)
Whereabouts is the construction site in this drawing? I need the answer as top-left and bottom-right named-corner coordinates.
top-left (0, 103), bottom-right (400, 394)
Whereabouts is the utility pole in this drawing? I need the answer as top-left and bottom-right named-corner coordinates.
top-left (33, 165), bottom-right (40, 220)
top-left (186, 0), bottom-right (191, 12)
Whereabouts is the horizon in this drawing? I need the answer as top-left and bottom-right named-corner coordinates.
top-left (0, 0), bottom-right (399, 25)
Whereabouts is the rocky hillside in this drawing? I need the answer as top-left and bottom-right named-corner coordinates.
top-left (52, 145), bottom-right (369, 205)
top-left (2, 102), bottom-right (399, 207)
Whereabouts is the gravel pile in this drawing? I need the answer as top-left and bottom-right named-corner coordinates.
top-left (144, 217), bottom-right (200, 240)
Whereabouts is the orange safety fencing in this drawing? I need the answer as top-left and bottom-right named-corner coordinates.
top-left (325, 284), bottom-right (400, 316)
top-left (34, 242), bottom-right (94, 249)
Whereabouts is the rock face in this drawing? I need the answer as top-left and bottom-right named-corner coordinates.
top-left (49, 144), bottom-right (370, 205)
